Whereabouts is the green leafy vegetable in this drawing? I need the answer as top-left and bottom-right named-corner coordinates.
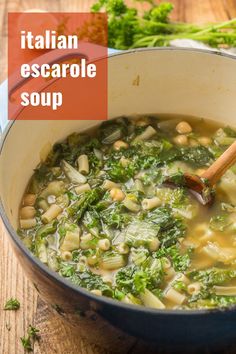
top-left (100, 202), bottom-right (131, 228)
top-left (36, 220), bottom-right (58, 239)
top-left (21, 336), bottom-right (33, 352)
top-left (68, 188), bottom-right (102, 221)
top-left (147, 2), bottom-right (174, 23)
top-left (105, 157), bottom-right (137, 182)
top-left (189, 268), bottom-right (236, 287)
top-left (223, 126), bottom-right (236, 138)
top-left (28, 325), bottom-right (40, 340)
top-left (115, 257), bottom-right (164, 295)
top-left (156, 245), bottom-right (192, 272)
top-left (60, 263), bottom-right (76, 277)
top-left (143, 207), bottom-right (186, 247)
top-left (186, 268), bottom-right (236, 307)
top-left (69, 270), bottom-right (113, 296)
top-left (180, 146), bottom-right (213, 167)
top-left (173, 280), bottom-right (187, 292)
top-left (4, 298), bottom-right (20, 311)
top-left (20, 325), bottom-right (40, 352)
top-left (200, 295), bottom-right (236, 308)
top-left (121, 220), bottom-right (159, 247)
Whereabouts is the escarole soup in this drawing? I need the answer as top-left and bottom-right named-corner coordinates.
top-left (18, 116), bottom-right (236, 310)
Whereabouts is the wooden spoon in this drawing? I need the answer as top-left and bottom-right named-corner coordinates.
top-left (170, 140), bottom-right (236, 205)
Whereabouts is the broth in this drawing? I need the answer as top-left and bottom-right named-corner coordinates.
top-left (18, 115), bottom-right (236, 310)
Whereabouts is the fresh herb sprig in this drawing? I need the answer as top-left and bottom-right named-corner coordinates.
top-left (91, 0), bottom-right (236, 49)
top-left (21, 325), bottom-right (40, 352)
top-left (4, 298), bottom-right (20, 311)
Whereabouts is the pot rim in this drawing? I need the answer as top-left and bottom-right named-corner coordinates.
top-left (1, 46), bottom-right (236, 317)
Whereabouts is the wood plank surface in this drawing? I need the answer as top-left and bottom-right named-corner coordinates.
top-left (1, 1), bottom-right (236, 353)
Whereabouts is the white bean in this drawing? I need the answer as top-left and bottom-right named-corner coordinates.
top-left (176, 121), bottom-right (192, 134)
top-left (23, 194), bottom-right (36, 206)
top-left (110, 188), bottom-right (125, 201)
top-left (198, 136), bottom-right (212, 146)
top-left (20, 206), bottom-right (36, 219)
top-left (135, 116), bottom-right (151, 127)
top-left (173, 135), bottom-right (188, 146)
top-left (148, 238), bottom-right (160, 252)
top-left (117, 242), bottom-right (130, 254)
top-left (98, 239), bottom-right (111, 251)
top-left (113, 140), bottom-right (129, 150)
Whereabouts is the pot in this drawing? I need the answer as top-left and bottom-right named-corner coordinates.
top-left (1, 48), bottom-right (236, 352)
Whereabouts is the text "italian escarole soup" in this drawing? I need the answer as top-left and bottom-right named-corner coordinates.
top-left (18, 116), bottom-right (236, 310)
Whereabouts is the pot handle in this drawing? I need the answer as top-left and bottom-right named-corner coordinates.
top-left (0, 46), bottom-right (119, 133)
top-left (8, 44), bottom-right (120, 120)
top-left (8, 44), bottom-right (119, 97)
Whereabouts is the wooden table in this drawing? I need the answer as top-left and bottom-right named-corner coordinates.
top-left (1, 1), bottom-right (236, 353)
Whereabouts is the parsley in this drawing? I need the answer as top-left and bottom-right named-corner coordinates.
top-left (105, 157), bottom-right (137, 182)
top-left (4, 298), bottom-right (20, 311)
top-left (28, 325), bottom-right (40, 339)
top-left (59, 263), bottom-right (76, 277)
top-left (173, 280), bottom-right (187, 292)
top-left (21, 325), bottom-right (40, 352)
top-left (21, 336), bottom-right (33, 352)
top-left (91, 0), bottom-right (236, 50)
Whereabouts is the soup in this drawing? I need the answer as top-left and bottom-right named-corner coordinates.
top-left (18, 115), bottom-right (236, 310)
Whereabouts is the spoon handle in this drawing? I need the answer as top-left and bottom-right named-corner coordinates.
top-left (201, 139), bottom-right (236, 186)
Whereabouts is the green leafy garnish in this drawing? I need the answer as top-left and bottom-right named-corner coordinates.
top-left (90, 0), bottom-right (236, 50)
top-left (4, 298), bottom-right (20, 311)
top-left (20, 325), bottom-right (40, 352)
top-left (21, 336), bottom-right (33, 352)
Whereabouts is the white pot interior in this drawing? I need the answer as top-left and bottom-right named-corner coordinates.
top-left (1, 49), bottom-right (236, 227)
